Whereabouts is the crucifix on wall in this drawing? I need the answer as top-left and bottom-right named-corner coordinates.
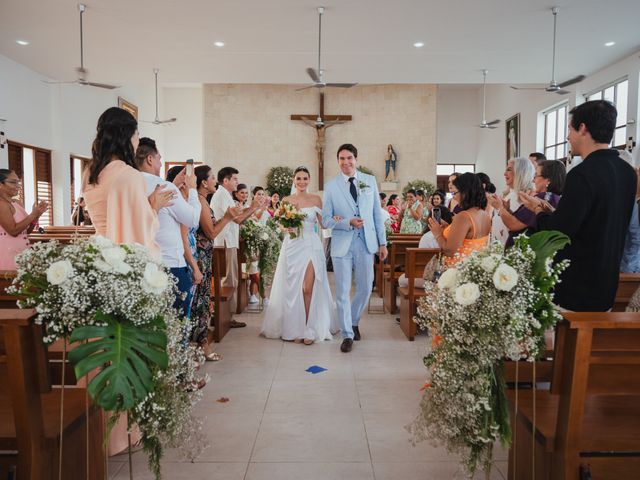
top-left (291, 91), bottom-right (352, 190)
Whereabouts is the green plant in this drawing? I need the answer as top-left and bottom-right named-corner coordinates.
top-left (356, 165), bottom-right (375, 176)
top-left (402, 179), bottom-right (436, 199)
top-left (69, 312), bottom-right (169, 411)
top-left (266, 166), bottom-right (294, 199)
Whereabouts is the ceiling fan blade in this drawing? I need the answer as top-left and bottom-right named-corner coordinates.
top-left (558, 75), bottom-right (585, 89)
top-left (306, 68), bottom-right (320, 83)
top-left (295, 85), bottom-right (315, 91)
top-left (554, 89), bottom-right (570, 95)
top-left (510, 86), bottom-right (545, 90)
top-left (42, 80), bottom-right (77, 85)
top-left (325, 83), bottom-right (357, 88)
top-left (486, 119), bottom-right (500, 126)
top-left (158, 118), bottom-right (177, 124)
top-left (84, 81), bottom-right (119, 89)
top-left (488, 125), bottom-right (498, 129)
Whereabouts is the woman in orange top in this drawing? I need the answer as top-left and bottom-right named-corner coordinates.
top-left (83, 107), bottom-right (174, 259)
top-left (428, 173), bottom-right (491, 266)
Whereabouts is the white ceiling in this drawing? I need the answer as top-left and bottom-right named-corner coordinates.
top-left (1, 0), bottom-right (639, 87)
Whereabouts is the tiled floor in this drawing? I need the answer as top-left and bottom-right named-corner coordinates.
top-left (108, 289), bottom-right (508, 480)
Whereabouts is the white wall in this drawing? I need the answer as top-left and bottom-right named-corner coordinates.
top-left (0, 54), bottom-right (163, 224)
top-left (436, 86), bottom-right (480, 166)
top-left (475, 50), bottom-right (640, 192)
top-left (162, 86), bottom-right (203, 163)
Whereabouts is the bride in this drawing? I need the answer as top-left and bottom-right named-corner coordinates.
top-left (260, 166), bottom-right (339, 344)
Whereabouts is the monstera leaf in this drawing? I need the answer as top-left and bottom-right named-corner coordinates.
top-left (527, 230), bottom-right (571, 276)
top-left (68, 311), bottom-right (168, 411)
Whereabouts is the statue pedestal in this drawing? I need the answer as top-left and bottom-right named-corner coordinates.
top-left (380, 181), bottom-right (399, 192)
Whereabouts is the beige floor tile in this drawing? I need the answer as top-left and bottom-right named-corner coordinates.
top-left (356, 379), bottom-right (425, 413)
top-left (204, 355), bottom-right (280, 383)
top-left (113, 460), bottom-right (247, 480)
top-left (245, 462), bottom-right (374, 480)
top-left (251, 413), bottom-right (370, 462)
top-left (266, 379), bottom-right (360, 413)
top-left (195, 381), bottom-right (271, 413)
top-left (363, 413), bottom-right (458, 463)
top-left (352, 355), bottom-right (427, 381)
top-left (274, 355), bottom-right (355, 381)
top-left (107, 461), bottom-right (124, 480)
top-left (373, 461), bottom-right (508, 480)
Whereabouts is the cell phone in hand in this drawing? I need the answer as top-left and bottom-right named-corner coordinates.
top-left (432, 207), bottom-right (441, 223)
top-left (185, 158), bottom-right (194, 176)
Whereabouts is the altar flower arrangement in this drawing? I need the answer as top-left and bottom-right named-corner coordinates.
top-left (9, 236), bottom-right (205, 479)
top-left (240, 218), bottom-right (282, 295)
top-left (407, 231), bottom-right (570, 477)
top-left (273, 201), bottom-right (307, 239)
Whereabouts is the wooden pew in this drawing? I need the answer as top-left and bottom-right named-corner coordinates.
top-left (43, 226), bottom-right (95, 235)
top-left (211, 247), bottom-right (234, 342)
top-left (28, 233), bottom-right (81, 244)
top-left (507, 312), bottom-right (640, 480)
top-left (613, 272), bottom-right (640, 311)
top-left (397, 248), bottom-right (440, 341)
top-left (383, 239), bottom-right (420, 314)
top-left (375, 234), bottom-right (421, 298)
top-left (236, 239), bottom-right (249, 314)
top-left (0, 309), bottom-right (105, 479)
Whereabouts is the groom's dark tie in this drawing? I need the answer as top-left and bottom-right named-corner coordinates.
top-left (348, 177), bottom-right (358, 203)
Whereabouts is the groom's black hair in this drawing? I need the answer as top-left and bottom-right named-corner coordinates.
top-left (337, 143), bottom-right (358, 158)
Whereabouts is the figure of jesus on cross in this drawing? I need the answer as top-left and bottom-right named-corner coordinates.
top-left (291, 91), bottom-right (351, 190)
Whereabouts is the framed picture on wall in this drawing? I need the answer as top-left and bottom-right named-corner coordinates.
top-left (118, 97), bottom-right (138, 120)
top-left (505, 113), bottom-right (520, 161)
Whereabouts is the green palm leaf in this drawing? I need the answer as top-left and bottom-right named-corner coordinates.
top-left (527, 230), bottom-right (570, 276)
top-left (68, 312), bottom-right (168, 411)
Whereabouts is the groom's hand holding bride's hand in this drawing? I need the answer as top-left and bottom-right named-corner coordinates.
top-left (350, 217), bottom-right (365, 229)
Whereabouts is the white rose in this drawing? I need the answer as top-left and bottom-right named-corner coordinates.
top-left (142, 263), bottom-right (169, 294)
top-left (101, 246), bottom-right (127, 267)
top-left (437, 268), bottom-right (458, 290)
top-left (260, 232), bottom-right (269, 240)
top-left (114, 261), bottom-right (132, 275)
top-left (493, 263), bottom-right (519, 292)
top-left (92, 235), bottom-right (113, 248)
top-left (94, 259), bottom-right (112, 272)
top-left (480, 254), bottom-right (501, 272)
top-left (46, 260), bottom-right (74, 285)
top-left (454, 282), bottom-right (481, 306)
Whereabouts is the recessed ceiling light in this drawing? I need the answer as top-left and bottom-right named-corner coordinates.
top-left (214, 41), bottom-right (225, 47)
top-left (413, 42), bottom-right (424, 48)
top-left (16, 40), bottom-right (29, 46)
top-left (605, 41), bottom-right (616, 47)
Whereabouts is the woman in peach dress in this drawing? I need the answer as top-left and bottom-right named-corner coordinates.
top-left (83, 107), bottom-right (174, 259)
top-left (83, 107), bottom-right (174, 455)
top-left (0, 169), bottom-right (49, 269)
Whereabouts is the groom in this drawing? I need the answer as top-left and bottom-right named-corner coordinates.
top-left (323, 144), bottom-right (388, 352)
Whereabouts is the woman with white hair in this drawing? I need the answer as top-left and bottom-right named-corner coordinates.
top-left (487, 157), bottom-right (536, 247)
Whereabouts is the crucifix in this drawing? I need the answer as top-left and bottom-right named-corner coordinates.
top-left (291, 91), bottom-right (352, 190)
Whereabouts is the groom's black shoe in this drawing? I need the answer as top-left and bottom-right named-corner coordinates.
top-left (353, 326), bottom-right (361, 341)
top-left (340, 338), bottom-right (353, 353)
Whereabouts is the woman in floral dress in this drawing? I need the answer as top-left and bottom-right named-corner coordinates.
top-left (400, 189), bottom-right (424, 234)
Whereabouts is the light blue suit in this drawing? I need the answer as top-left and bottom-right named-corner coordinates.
top-left (323, 172), bottom-right (387, 339)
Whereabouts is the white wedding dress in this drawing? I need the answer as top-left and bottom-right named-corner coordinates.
top-left (261, 206), bottom-right (339, 342)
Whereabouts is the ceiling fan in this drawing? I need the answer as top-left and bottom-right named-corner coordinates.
top-left (477, 70), bottom-right (500, 129)
top-left (296, 7), bottom-right (357, 91)
top-left (141, 69), bottom-right (177, 125)
top-left (510, 7), bottom-right (585, 95)
top-left (46, 4), bottom-right (118, 89)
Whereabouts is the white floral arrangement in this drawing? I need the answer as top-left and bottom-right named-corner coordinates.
top-left (407, 231), bottom-right (569, 476)
top-left (266, 165), bottom-right (294, 199)
top-left (9, 236), bottom-right (206, 479)
top-left (240, 218), bottom-right (282, 295)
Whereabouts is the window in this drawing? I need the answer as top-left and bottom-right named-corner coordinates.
top-left (70, 155), bottom-right (90, 211)
top-left (436, 164), bottom-right (475, 192)
top-left (586, 78), bottom-right (629, 148)
top-left (7, 141), bottom-right (54, 227)
top-left (543, 103), bottom-right (568, 161)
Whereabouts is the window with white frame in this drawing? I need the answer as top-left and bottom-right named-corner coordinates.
top-left (543, 103), bottom-right (568, 161)
top-left (586, 78), bottom-right (629, 148)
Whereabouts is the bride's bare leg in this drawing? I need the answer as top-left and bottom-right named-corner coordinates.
top-left (302, 261), bottom-right (315, 324)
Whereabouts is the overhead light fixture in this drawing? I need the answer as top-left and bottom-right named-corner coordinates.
top-left (413, 42), bottom-right (424, 48)
top-left (214, 41), bottom-right (225, 47)
top-left (604, 41), bottom-right (615, 47)
top-left (16, 40), bottom-right (29, 46)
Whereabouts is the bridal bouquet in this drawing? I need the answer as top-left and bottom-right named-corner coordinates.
top-left (273, 201), bottom-right (306, 239)
top-left (9, 236), bottom-right (205, 479)
top-left (407, 231), bottom-right (570, 476)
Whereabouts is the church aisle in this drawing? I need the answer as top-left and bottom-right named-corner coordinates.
top-left (108, 294), bottom-right (507, 480)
